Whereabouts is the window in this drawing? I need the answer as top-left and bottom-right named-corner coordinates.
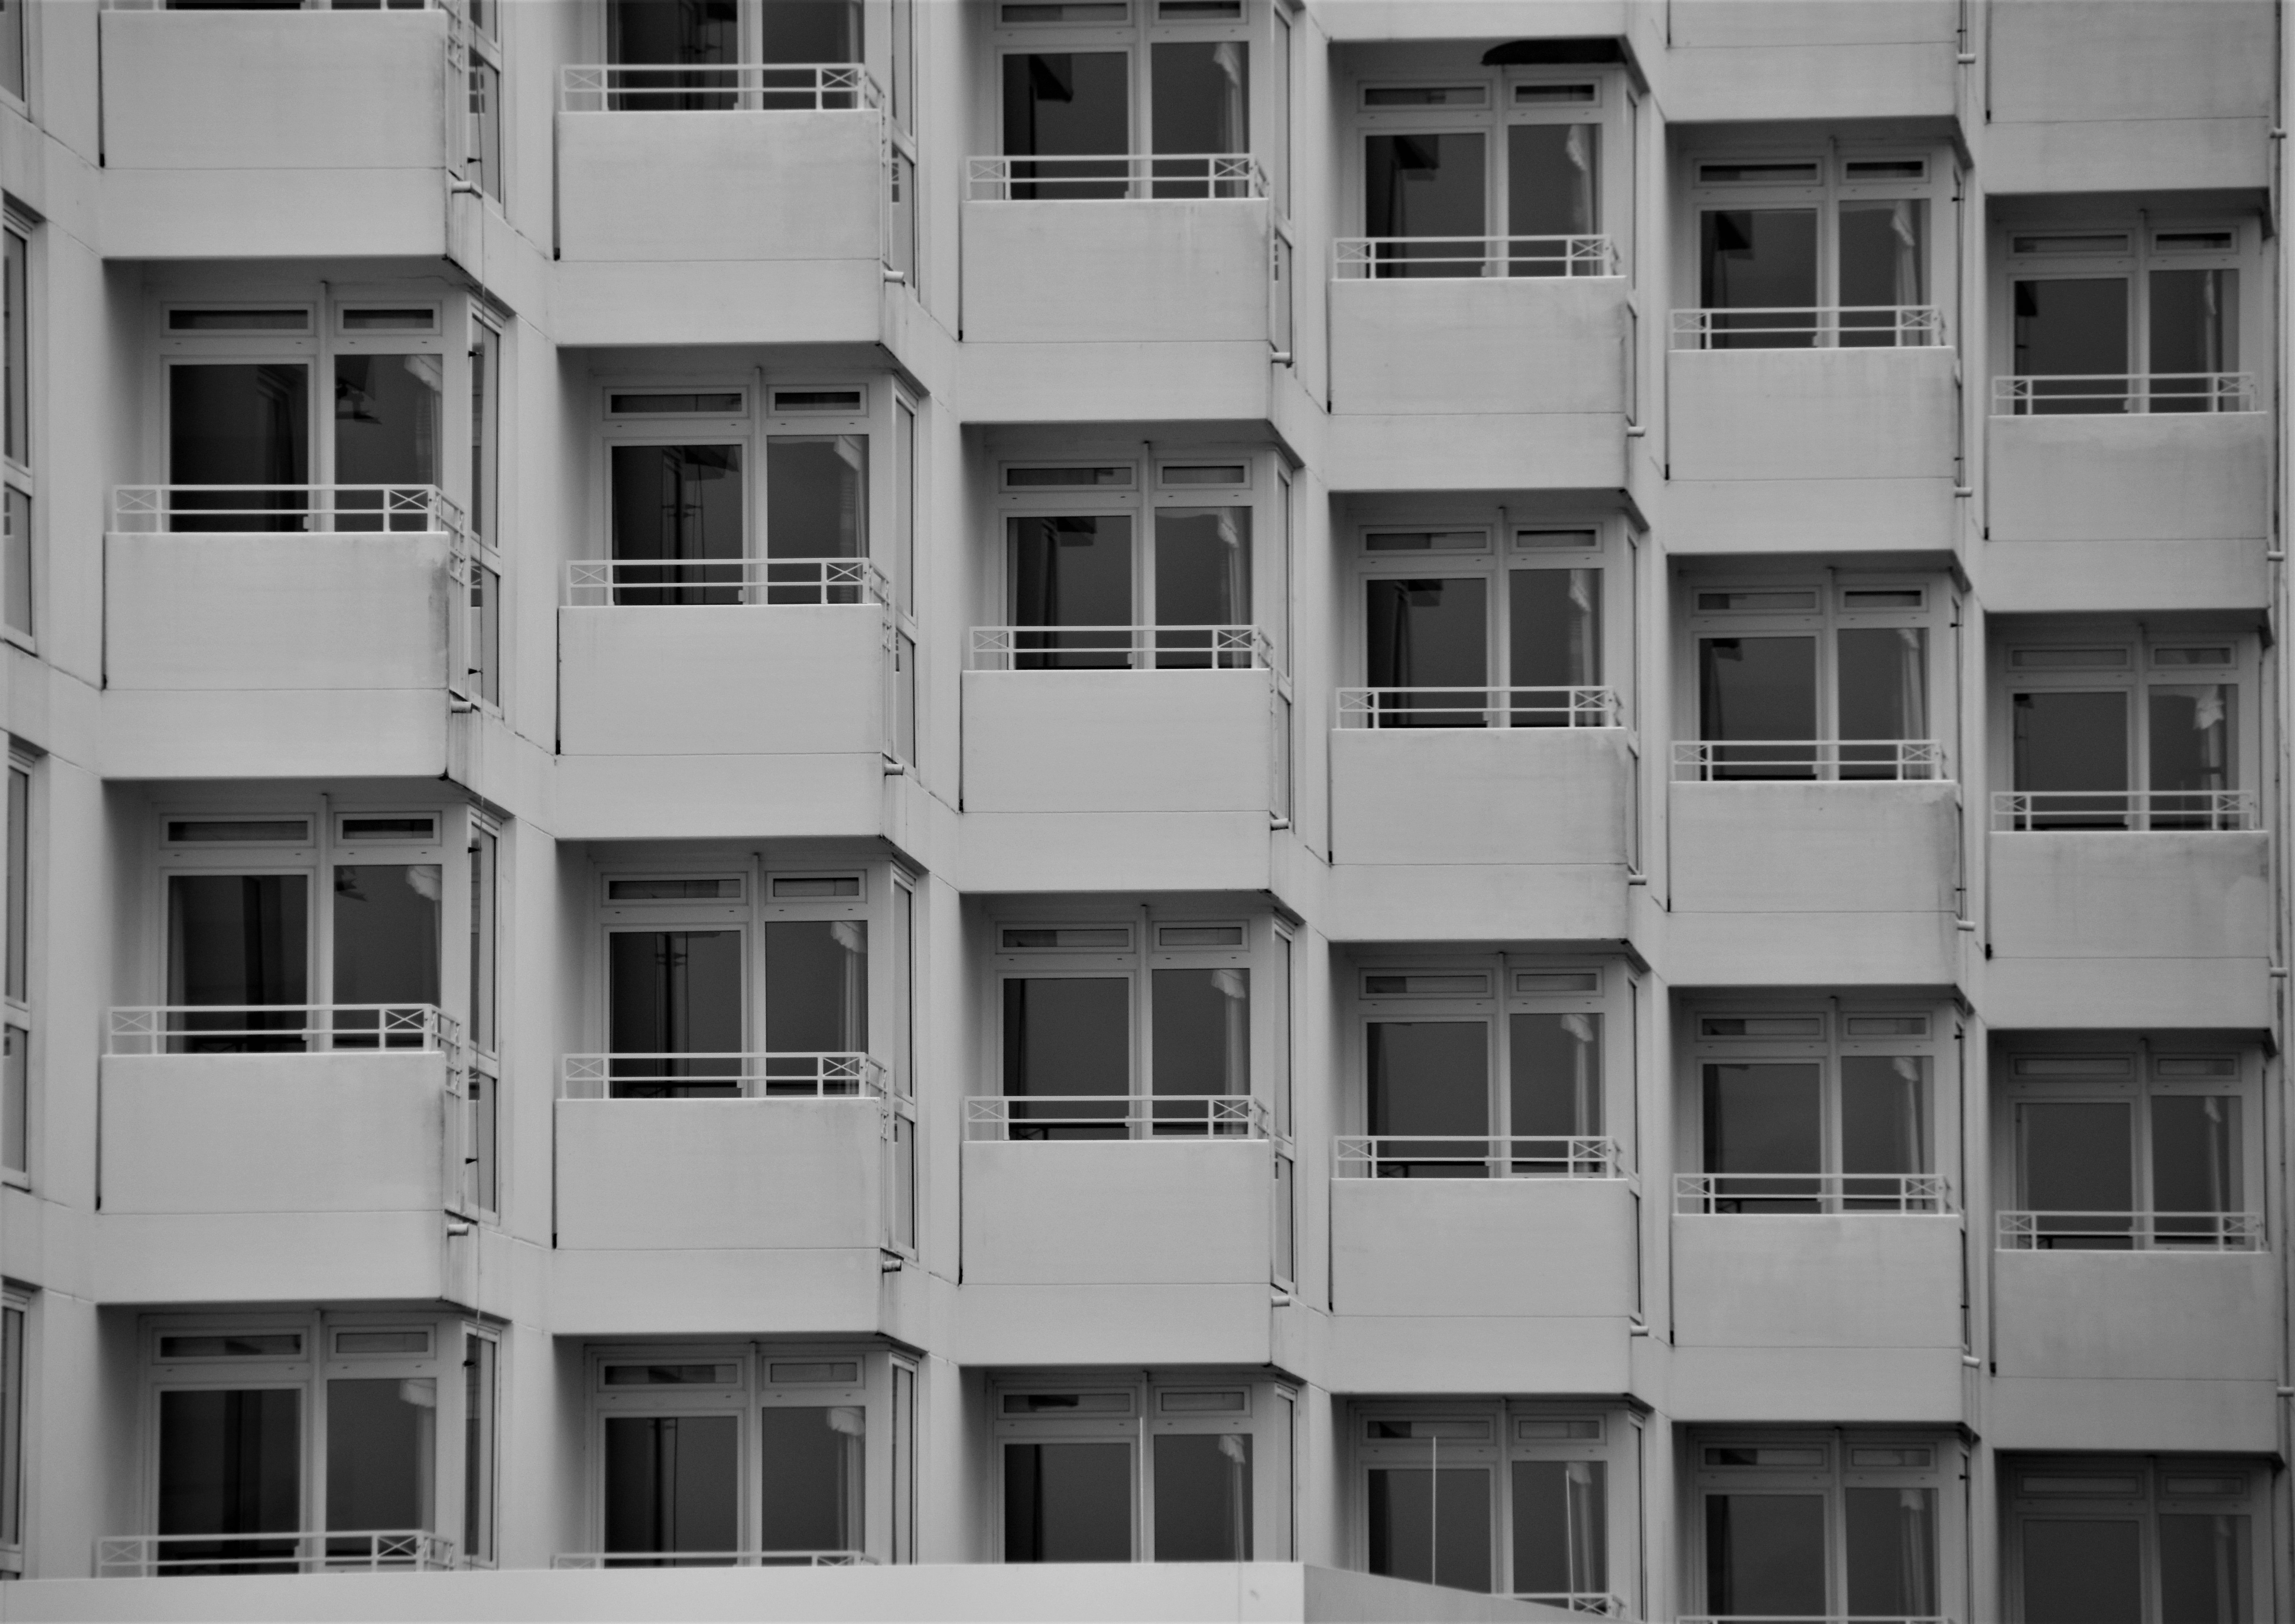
top-left (0, 0), bottom-right (24, 105)
top-left (1349, 69), bottom-right (1617, 278)
top-left (1684, 151), bottom-right (1940, 348)
top-left (997, 1376), bottom-right (1290, 1564)
top-left (0, 1288), bottom-right (23, 1577)
top-left (2, 752), bottom-right (27, 1181)
top-left (460, 1329), bottom-right (497, 1567)
top-left (1685, 1007), bottom-right (1946, 1214)
top-left (990, 456), bottom-right (1265, 670)
top-left (2, 220), bottom-right (27, 642)
top-left (1683, 578), bottom-right (1942, 780)
top-left (602, 0), bottom-right (867, 110)
top-left (1349, 959), bottom-right (1621, 1178)
top-left (1694, 1434), bottom-right (1949, 1620)
top-left (1348, 519), bottom-right (1621, 728)
top-left (1999, 1045), bottom-right (2260, 1250)
top-left (1356, 1405), bottom-right (1631, 1606)
top-left (1997, 631), bottom-right (2254, 829)
top-left (2008, 1457), bottom-right (2263, 1623)
top-left (2000, 223), bottom-right (2250, 413)
top-left (466, 19), bottom-right (503, 201)
top-left (465, 821), bottom-right (500, 1212)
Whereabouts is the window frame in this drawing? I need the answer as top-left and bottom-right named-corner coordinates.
top-left (988, 0), bottom-right (1258, 167)
top-left (0, 1284), bottom-right (25, 1577)
top-left (2004, 1454), bottom-right (2268, 1624)
top-left (2, 212), bottom-right (32, 651)
top-left (2, 746), bottom-right (30, 1188)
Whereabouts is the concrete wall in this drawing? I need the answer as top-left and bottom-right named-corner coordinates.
top-left (1993, 1249), bottom-right (2281, 1381)
top-left (961, 669), bottom-right (1276, 814)
top-left (961, 200), bottom-right (1274, 345)
top-left (960, 1139), bottom-right (1273, 1287)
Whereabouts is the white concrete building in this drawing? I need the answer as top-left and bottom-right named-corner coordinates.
top-left (0, 0), bottom-right (2287, 1619)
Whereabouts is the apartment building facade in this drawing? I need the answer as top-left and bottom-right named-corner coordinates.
top-left (0, 0), bottom-right (2287, 1620)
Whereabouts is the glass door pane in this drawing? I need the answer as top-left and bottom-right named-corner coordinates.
top-left (2012, 690), bottom-right (2130, 827)
top-left (1701, 1062), bottom-right (1822, 1212)
top-left (1511, 1460), bottom-right (1604, 1599)
top-left (1698, 209), bottom-right (1817, 346)
top-left (1837, 199), bottom-right (1925, 345)
top-left (1368, 1465), bottom-right (1492, 1592)
top-left (2012, 278), bottom-right (2129, 412)
top-left (1365, 577), bottom-right (1487, 727)
top-left (2157, 1513), bottom-right (2251, 1622)
top-left (1845, 1486), bottom-right (1937, 1617)
top-left (158, 1389), bottom-right (302, 1574)
top-left (2149, 268), bottom-right (2235, 411)
top-left (2019, 1518), bottom-right (2143, 1624)
top-left (1507, 1013), bottom-right (1601, 1170)
top-left (609, 444), bottom-right (744, 605)
top-left (1150, 968), bottom-right (1249, 1134)
top-left (1364, 133), bottom-right (1486, 278)
top-left (331, 864), bottom-right (441, 1048)
top-left (1150, 41), bottom-right (1248, 197)
top-left (1839, 1055), bottom-right (1926, 1208)
top-left (1002, 977), bottom-right (1129, 1139)
top-left (602, 1414), bottom-right (740, 1564)
top-left (1505, 124), bottom-right (1596, 276)
top-left (607, 930), bottom-right (744, 1096)
top-left (1697, 635), bottom-right (1816, 778)
top-left (168, 363), bottom-right (311, 531)
top-left (2147, 685), bottom-right (2231, 828)
top-left (1002, 52), bottom-right (1130, 197)
top-left (324, 1377), bottom-right (435, 1554)
top-left (332, 356), bottom-right (440, 529)
top-left (762, 921), bottom-right (866, 1092)
top-left (1704, 1492), bottom-right (1826, 1616)
top-left (1008, 515), bottom-right (1133, 668)
top-left (764, 436), bottom-right (866, 602)
top-left (2017, 1100), bottom-right (2135, 1248)
top-left (1152, 508), bottom-right (1250, 667)
top-left (1367, 1021), bottom-right (1490, 1177)
top-left (1152, 1434), bottom-right (1251, 1560)
top-left (606, 0), bottom-right (737, 109)
top-left (1507, 569), bottom-right (1599, 725)
top-left (2151, 1096), bottom-right (2241, 1244)
top-left (757, 1406), bottom-right (864, 1557)
top-left (1836, 626), bottom-right (1927, 778)
top-left (167, 875), bottom-right (309, 1053)
top-left (1002, 1442), bottom-right (1131, 1561)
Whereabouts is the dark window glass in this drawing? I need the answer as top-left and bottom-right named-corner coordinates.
top-left (1511, 1459), bottom-right (1604, 1599)
top-left (1002, 52), bottom-right (1130, 197)
top-left (3, 231), bottom-right (24, 464)
top-left (166, 874), bottom-right (309, 1053)
top-left (1836, 627), bottom-right (1927, 777)
top-left (758, 0), bottom-right (858, 63)
top-left (1845, 1486), bottom-right (1937, 1617)
top-left (1509, 1012), bottom-right (1601, 1141)
top-left (2148, 685), bottom-right (2231, 826)
top-left (2018, 1100), bottom-right (2134, 1248)
top-left (2020, 1518), bottom-right (2143, 1624)
top-left (1367, 1466), bottom-right (1491, 1592)
top-left (1837, 199), bottom-right (1926, 345)
top-left (1703, 1492), bottom-right (1825, 1616)
top-left (1151, 967), bottom-right (1248, 1129)
top-left (1701, 1062), bottom-right (1822, 1212)
top-left (609, 444), bottom-right (744, 605)
top-left (1, 1026), bottom-right (22, 1175)
top-left (461, 1336), bottom-right (497, 1564)
top-left (1506, 124), bottom-right (1596, 275)
top-left (1149, 41), bottom-right (1247, 197)
top-left (1153, 1433), bottom-right (1250, 1560)
top-left (1153, 508), bottom-right (1250, 667)
top-left (1698, 636), bottom-right (1816, 778)
top-left (4, 764), bottom-right (22, 998)
top-left (325, 1377), bottom-right (434, 1546)
top-left (331, 865), bottom-right (441, 1047)
top-left (2011, 689), bottom-right (2129, 827)
top-left (1364, 133), bottom-right (1485, 277)
top-left (168, 364), bottom-right (311, 531)
top-left (2152, 1096), bottom-right (2241, 1243)
top-left (763, 920), bottom-right (867, 1072)
top-left (1007, 515), bottom-right (1133, 668)
top-left (1839, 1055), bottom-right (1926, 1207)
top-left (2157, 1513), bottom-right (2251, 1623)
top-left (608, 0), bottom-right (736, 64)
top-left (1367, 1020), bottom-right (1488, 1178)
top-left (1508, 569), bottom-right (1599, 721)
top-left (2012, 278), bottom-right (2129, 412)
top-left (1365, 577), bottom-right (1486, 727)
top-left (1699, 209), bottom-right (1817, 346)
top-left (602, 1414), bottom-right (740, 1562)
top-left (764, 436), bottom-right (867, 600)
top-left (1003, 1442), bottom-right (1131, 1561)
top-left (2150, 268), bottom-right (2235, 411)
top-left (1002, 977), bottom-right (1128, 1138)
top-left (758, 1406), bottom-right (864, 1556)
top-left (158, 1389), bottom-right (302, 1573)
top-left (607, 930), bottom-right (744, 1096)
top-left (333, 356), bottom-right (440, 529)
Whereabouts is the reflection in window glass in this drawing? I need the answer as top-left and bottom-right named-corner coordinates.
top-left (765, 436), bottom-right (866, 589)
top-left (2020, 1518), bottom-right (2142, 1624)
top-left (1365, 133), bottom-right (1485, 277)
top-left (168, 364), bottom-right (311, 531)
top-left (1507, 124), bottom-right (1597, 273)
top-left (603, 1414), bottom-right (740, 1563)
top-left (1003, 978), bottom-right (1129, 1138)
top-left (2148, 685), bottom-right (2230, 827)
top-left (1844, 1486), bottom-right (1936, 1617)
top-left (1368, 1021), bottom-right (1488, 1178)
top-left (2148, 268), bottom-right (2235, 410)
top-left (2157, 1513), bottom-right (2251, 1622)
top-left (607, 930), bottom-right (744, 1096)
top-left (167, 875), bottom-right (310, 1053)
top-left (332, 865), bottom-right (441, 1046)
top-left (325, 1377), bottom-right (435, 1545)
top-left (1511, 1459), bottom-right (1604, 1600)
top-left (1702, 1062), bottom-right (1822, 1212)
top-left (158, 1389), bottom-right (302, 1572)
top-left (1151, 42), bottom-right (1247, 197)
top-left (1509, 1013), bottom-right (1600, 1138)
top-left (0, 1303), bottom-right (20, 1549)
top-left (759, 1406), bottom-right (864, 1555)
top-left (764, 920), bottom-right (867, 1060)
top-left (3, 230), bottom-right (24, 466)
top-left (2151, 1096), bottom-right (2240, 1241)
top-left (1154, 508), bottom-right (1251, 667)
top-left (1367, 577), bottom-right (1486, 727)
top-left (1839, 1056), bottom-right (1926, 1207)
top-left (1153, 1433), bottom-right (1251, 1560)
top-left (1151, 968), bottom-right (1248, 1101)
top-left (462, 1334), bottom-right (497, 1566)
top-left (1368, 1465), bottom-right (1491, 1592)
top-left (1509, 570), bottom-right (1599, 721)
top-left (1, 1026), bottom-right (21, 1175)
top-left (1004, 1442), bottom-right (1131, 1561)
top-left (1837, 627), bottom-right (1926, 776)
top-left (1704, 1492), bottom-right (1825, 1616)
top-left (610, 444), bottom-right (743, 605)
top-left (333, 356), bottom-right (440, 529)
top-left (1837, 200), bottom-right (1924, 345)
top-left (1008, 515), bottom-right (1133, 668)
top-left (1003, 52), bottom-right (1129, 197)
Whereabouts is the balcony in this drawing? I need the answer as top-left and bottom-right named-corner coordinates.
top-left (1327, 1137), bottom-right (1636, 1392)
top-left (1665, 308), bottom-right (1956, 553)
top-left (96, 1531), bottom-right (457, 1579)
top-left (1984, 375), bottom-right (2270, 611)
top-left (554, 65), bottom-right (902, 346)
top-left (104, 486), bottom-right (476, 779)
top-left (556, 559), bottom-right (907, 839)
top-left (1985, 793), bottom-right (2272, 1028)
top-left (1326, 238), bottom-right (1628, 491)
top-left (97, 2), bottom-right (458, 258)
top-left (1667, 744), bottom-right (1960, 985)
top-left (552, 1052), bottom-right (910, 1335)
top-left (956, 1095), bottom-right (1278, 1366)
top-left (1671, 1175), bottom-right (1965, 1422)
top-left (95, 1004), bottom-right (472, 1304)
top-left (1326, 691), bottom-right (1633, 941)
top-left (960, 628), bottom-right (1285, 891)
top-left (959, 156), bottom-right (1282, 421)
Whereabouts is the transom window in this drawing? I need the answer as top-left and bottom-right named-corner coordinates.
top-left (2007, 1456), bottom-right (2263, 1623)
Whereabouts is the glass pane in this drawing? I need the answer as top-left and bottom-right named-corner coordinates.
top-left (2150, 269), bottom-right (2236, 411)
top-left (764, 920), bottom-right (867, 1077)
top-left (2012, 690), bottom-right (2129, 827)
top-left (1705, 1492), bottom-right (1825, 1616)
top-left (1701, 1062), bottom-right (1822, 1211)
top-left (1840, 1055), bottom-right (1927, 1207)
top-left (1150, 41), bottom-right (1248, 198)
top-left (2020, 1518), bottom-right (2143, 1624)
top-left (331, 866), bottom-right (442, 1046)
top-left (2018, 1100), bottom-right (2134, 1248)
top-left (764, 437), bottom-right (867, 603)
top-left (758, 1406), bottom-right (864, 1556)
top-left (890, 1367), bottom-right (915, 1563)
top-left (893, 402), bottom-right (915, 616)
top-left (3, 231), bottom-right (23, 464)
top-left (1508, 1013), bottom-right (1601, 1154)
top-left (1003, 977), bottom-right (1129, 1138)
top-left (1153, 1433), bottom-right (1251, 1560)
top-left (1364, 133), bottom-right (1486, 277)
top-left (2152, 1096), bottom-right (2241, 1240)
top-left (2148, 685), bottom-right (2232, 827)
top-left (1699, 209), bottom-right (1817, 346)
top-left (607, 930), bottom-right (743, 1095)
top-left (332, 356), bottom-right (440, 530)
top-left (1367, 1466), bottom-right (1491, 1593)
top-left (2158, 1513), bottom-right (2251, 1624)
top-left (468, 326), bottom-right (497, 548)
top-left (168, 364), bottom-right (311, 531)
top-left (1008, 515), bottom-right (1133, 668)
top-left (158, 1389), bottom-right (302, 1572)
top-left (2, 486), bottom-right (26, 637)
top-left (1508, 569), bottom-right (1599, 722)
top-left (166, 875), bottom-right (310, 1053)
top-left (1003, 52), bottom-right (1130, 197)
top-left (1151, 968), bottom-right (1249, 1127)
top-left (325, 1377), bottom-right (435, 1542)
top-left (609, 0), bottom-right (737, 65)
top-left (1153, 508), bottom-right (1251, 667)
top-left (1365, 577), bottom-right (1487, 727)
top-left (1838, 199), bottom-right (1926, 346)
top-left (1511, 1459), bottom-right (1604, 1598)
top-left (1003, 1441), bottom-right (1131, 1561)
top-left (1698, 636), bottom-right (1816, 778)
top-left (0, 1305), bottom-right (19, 1548)
top-left (609, 445), bottom-right (744, 605)
top-left (1506, 124), bottom-right (1596, 275)
top-left (2013, 278), bottom-right (2130, 412)
top-left (1845, 1486), bottom-right (1936, 1616)
top-left (4, 764), bottom-right (23, 998)
top-left (603, 1414), bottom-right (739, 1561)
top-left (758, 0), bottom-right (857, 63)
top-left (461, 1335), bottom-right (496, 1564)
top-left (1837, 626), bottom-right (1927, 777)
top-left (468, 829), bottom-right (498, 1054)
top-left (1368, 1021), bottom-right (1489, 1177)
top-left (1, 1025), bottom-right (21, 1175)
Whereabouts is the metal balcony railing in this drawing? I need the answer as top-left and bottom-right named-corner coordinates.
top-left (965, 1094), bottom-right (1271, 1141)
top-left (1335, 1135), bottom-right (1625, 1179)
top-left (565, 557), bottom-right (891, 608)
top-left (1681, 1616), bottom-right (1954, 1624)
top-left (1332, 234), bottom-right (1619, 279)
top-left (1992, 371), bottom-right (2257, 415)
top-left (105, 1004), bottom-right (461, 1057)
top-left (1675, 1172), bottom-right (1955, 1215)
top-left (560, 62), bottom-right (881, 113)
top-left (1990, 788), bottom-right (2257, 831)
top-left (1673, 739), bottom-right (1945, 782)
top-left (559, 1052), bottom-right (891, 1100)
top-left (1519, 1596), bottom-right (1632, 1618)
top-left (551, 1550), bottom-right (878, 1568)
top-left (969, 624), bottom-right (1274, 672)
top-left (1997, 1209), bottom-right (2264, 1251)
top-left (112, 484), bottom-right (470, 537)
top-left (95, 1531), bottom-right (457, 1577)
top-left (966, 152), bottom-right (1267, 201)
top-left (1669, 305), bottom-right (1946, 350)
top-left (1336, 686), bottom-right (1624, 729)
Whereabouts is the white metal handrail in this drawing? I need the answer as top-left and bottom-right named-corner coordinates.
top-left (1990, 788), bottom-right (2256, 831)
top-left (1673, 739), bottom-right (1945, 782)
top-left (1336, 687), bottom-right (1623, 728)
top-left (559, 1052), bottom-right (891, 1100)
top-left (1681, 1617), bottom-right (1955, 1624)
top-left (565, 557), bottom-right (891, 608)
top-left (1518, 1596), bottom-right (1632, 1618)
top-left (95, 1531), bottom-right (457, 1576)
top-left (1332, 235), bottom-right (1619, 279)
top-left (106, 1004), bottom-right (461, 1057)
top-left (1997, 1209), bottom-right (2264, 1251)
top-left (967, 152), bottom-right (1267, 201)
top-left (560, 62), bottom-right (881, 113)
top-left (965, 1094), bottom-right (1271, 1140)
top-left (969, 624), bottom-right (1274, 672)
top-left (1675, 1172), bottom-right (1954, 1214)
top-left (1669, 305), bottom-right (1946, 349)
top-left (112, 484), bottom-right (469, 538)
top-left (1336, 1135), bottom-right (1624, 1179)
top-left (1992, 372), bottom-right (2257, 415)
top-left (551, 1550), bottom-right (879, 1568)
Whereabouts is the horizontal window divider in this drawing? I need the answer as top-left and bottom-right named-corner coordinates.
top-left (105, 1004), bottom-right (460, 1057)
top-left (565, 556), bottom-right (890, 609)
top-left (1338, 685), bottom-right (1624, 729)
top-left (965, 1093), bottom-right (1270, 1140)
top-left (1332, 234), bottom-right (1619, 279)
top-left (1995, 1209), bottom-right (2263, 1251)
top-left (559, 62), bottom-right (883, 114)
top-left (95, 1531), bottom-right (457, 1578)
top-left (1336, 1135), bottom-right (1625, 1179)
top-left (965, 152), bottom-right (1267, 201)
top-left (551, 1551), bottom-right (878, 1569)
top-left (1668, 304), bottom-right (1946, 350)
top-left (969, 624), bottom-right (1274, 672)
top-left (1673, 739), bottom-right (1945, 782)
top-left (1989, 788), bottom-right (2256, 831)
top-left (111, 484), bottom-right (469, 541)
top-left (559, 1052), bottom-right (894, 1101)
top-left (1674, 1171), bottom-right (1955, 1215)
top-left (1991, 371), bottom-right (2257, 415)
